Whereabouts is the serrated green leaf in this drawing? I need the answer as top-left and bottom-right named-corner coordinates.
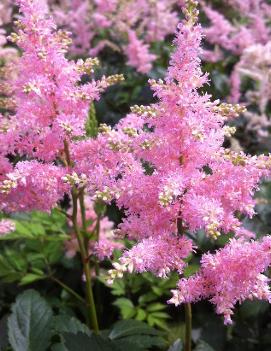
top-left (152, 286), bottom-right (163, 296)
top-left (138, 292), bottom-right (157, 305)
top-left (53, 315), bottom-right (90, 335)
top-left (20, 273), bottom-right (46, 286)
top-left (113, 298), bottom-right (136, 319)
top-left (8, 289), bottom-right (53, 351)
top-left (149, 312), bottom-right (170, 319)
top-left (135, 308), bottom-right (147, 321)
top-left (147, 315), bottom-right (169, 330)
top-left (146, 303), bottom-right (166, 312)
top-left (109, 319), bottom-right (160, 340)
top-left (117, 335), bottom-right (165, 350)
top-left (63, 332), bottom-right (119, 351)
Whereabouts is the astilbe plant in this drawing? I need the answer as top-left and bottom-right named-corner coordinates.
top-left (1, 0), bottom-right (271, 348)
top-left (230, 42), bottom-right (271, 141)
top-left (67, 0), bottom-right (271, 346)
top-left (200, 0), bottom-right (271, 63)
top-left (0, 0), bottom-right (124, 332)
top-left (49, 0), bottom-right (180, 73)
top-left (199, 0), bottom-right (271, 145)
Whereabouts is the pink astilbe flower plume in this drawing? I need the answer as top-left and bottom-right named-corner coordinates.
top-left (170, 237), bottom-right (271, 324)
top-left (0, 219), bottom-right (15, 236)
top-left (96, 0), bottom-right (271, 246)
top-left (49, 0), bottom-right (180, 73)
top-left (0, 0), bottom-right (123, 213)
top-left (124, 30), bottom-right (156, 74)
top-left (200, 0), bottom-right (271, 123)
top-left (108, 235), bottom-right (193, 282)
top-left (85, 0), bottom-right (271, 323)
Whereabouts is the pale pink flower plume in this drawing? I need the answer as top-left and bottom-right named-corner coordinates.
top-left (124, 30), bottom-right (156, 74)
top-left (49, 0), bottom-right (179, 73)
top-left (0, 219), bottom-right (15, 236)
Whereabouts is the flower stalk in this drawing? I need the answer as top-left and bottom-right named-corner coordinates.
top-left (184, 303), bottom-right (192, 351)
top-left (64, 139), bottom-right (99, 333)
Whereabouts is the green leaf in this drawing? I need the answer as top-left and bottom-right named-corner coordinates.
top-left (239, 300), bottom-right (269, 319)
top-left (116, 335), bottom-right (165, 350)
top-left (110, 279), bottom-right (126, 296)
top-left (20, 273), bottom-right (46, 286)
top-left (149, 312), bottom-right (170, 319)
top-left (8, 289), bottom-right (53, 351)
top-left (86, 103), bottom-right (98, 137)
top-left (109, 319), bottom-right (160, 339)
top-left (138, 292), bottom-right (157, 305)
top-left (110, 340), bottom-right (142, 351)
top-left (146, 303), bottom-right (166, 312)
top-left (151, 286), bottom-right (163, 296)
top-left (53, 315), bottom-right (91, 336)
top-left (135, 308), bottom-right (147, 321)
top-left (147, 315), bottom-right (169, 330)
top-left (113, 298), bottom-right (136, 319)
top-left (63, 332), bottom-right (119, 351)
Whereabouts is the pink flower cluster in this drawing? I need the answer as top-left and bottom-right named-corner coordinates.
top-left (1, 0), bottom-right (271, 326)
top-left (170, 237), bottom-right (271, 324)
top-left (0, 218), bottom-right (15, 236)
top-left (230, 42), bottom-right (271, 139)
top-left (115, 235), bottom-right (193, 278)
top-left (201, 0), bottom-right (271, 61)
top-left (94, 9), bottom-right (270, 245)
top-left (49, 0), bottom-right (179, 73)
top-left (0, 0), bottom-right (121, 213)
top-left (200, 0), bottom-right (271, 141)
top-left (97, 1), bottom-right (271, 322)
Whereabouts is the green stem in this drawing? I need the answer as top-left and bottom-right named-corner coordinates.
top-left (79, 191), bottom-right (90, 249)
top-left (50, 276), bottom-right (85, 304)
top-left (64, 139), bottom-right (99, 333)
top-left (79, 192), bottom-right (87, 231)
top-left (184, 303), bottom-right (192, 351)
top-left (72, 189), bottom-right (99, 333)
top-left (94, 214), bottom-right (102, 316)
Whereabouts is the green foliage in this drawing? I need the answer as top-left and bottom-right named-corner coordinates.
top-left (85, 103), bottom-right (98, 137)
top-left (4, 289), bottom-right (166, 351)
top-left (62, 319), bottom-right (165, 351)
top-left (100, 271), bottom-right (178, 330)
top-left (0, 210), bottom-right (67, 285)
top-left (8, 290), bottom-right (53, 351)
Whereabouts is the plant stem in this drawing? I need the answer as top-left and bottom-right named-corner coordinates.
top-left (50, 276), bottom-right (85, 304)
top-left (72, 188), bottom-right (99, 333)
top-left (79, 191), bottom-right (90, 249)
top-left (64, 139), bottom-right (99, 333)
top-left (184, 303), bottom-right (192, 351)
